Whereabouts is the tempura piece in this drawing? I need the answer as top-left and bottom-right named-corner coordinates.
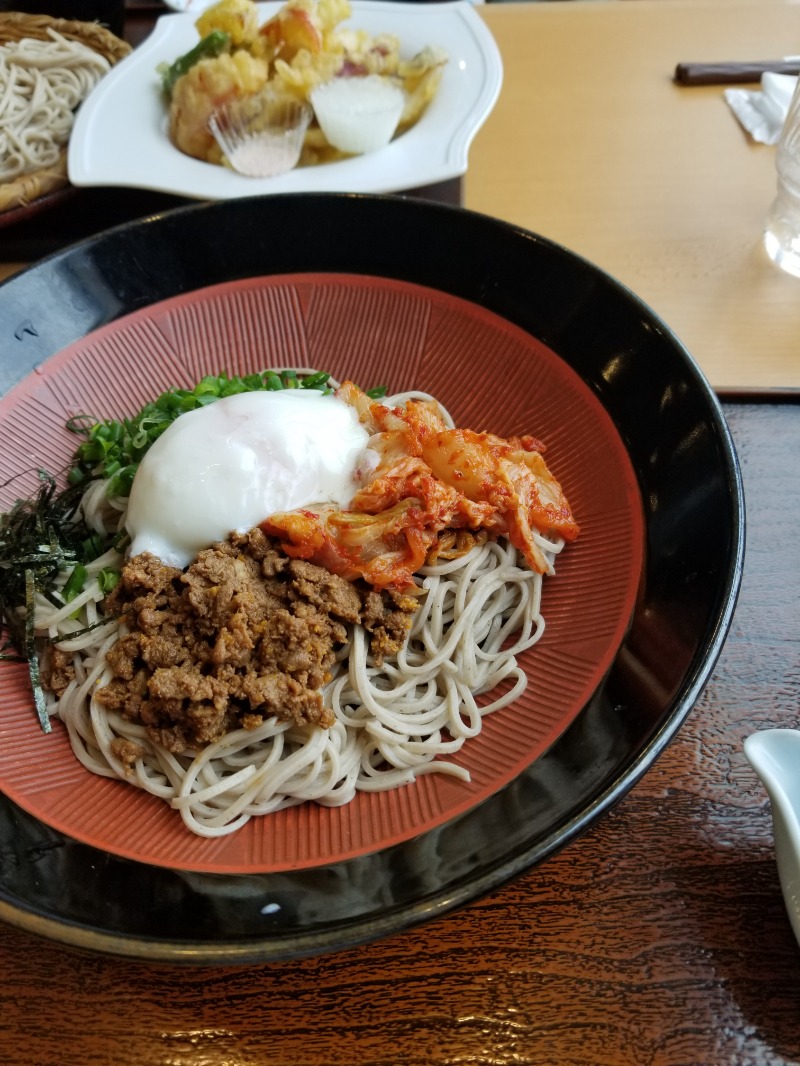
top-left (397, 46), bottom-right (448, 128)
top-left (169, 49), bottom-right (268, 162)
top-left (196, 0), bottom-right (260, 47)
top-left (261, 0), bottom-right (327, 62)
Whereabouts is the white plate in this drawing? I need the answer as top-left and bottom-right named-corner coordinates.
top-left (161, 0), bottom-right (224, 9)
top-left (68, 1), bottom-right (502, 198)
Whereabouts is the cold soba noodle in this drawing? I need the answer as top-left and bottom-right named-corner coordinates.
top-left (27, 376), bottom-right (578, 838)
top-left (0, 31), bottom-right (111, 182)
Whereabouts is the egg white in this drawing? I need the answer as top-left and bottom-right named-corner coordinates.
top-left (126, 389), bottom-right (370, 568)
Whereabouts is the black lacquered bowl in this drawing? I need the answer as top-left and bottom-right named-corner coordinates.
top-left (0, 194), bottom-right (744, 963)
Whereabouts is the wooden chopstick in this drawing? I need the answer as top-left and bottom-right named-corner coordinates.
top-left (674, 60), bottom-right (800, 86)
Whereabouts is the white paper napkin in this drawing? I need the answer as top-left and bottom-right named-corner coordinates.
top-left (725, 71), bottom-right (798, 145)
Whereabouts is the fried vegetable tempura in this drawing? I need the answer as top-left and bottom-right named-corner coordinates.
top-left (165, 0), bottom-right (447, 169)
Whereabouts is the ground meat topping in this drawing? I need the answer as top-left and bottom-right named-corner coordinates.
top-left (110, 736), bottom-right (145, 772)
top-left (95, 532), bottom-right (418, 754)
top-left (41, 647), bottom-right (75, 698)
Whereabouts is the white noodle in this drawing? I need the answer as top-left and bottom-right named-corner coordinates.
top-left (37, 391), bottom-right (564, 837)
top-left (0, 30), bottom-right (110, 182)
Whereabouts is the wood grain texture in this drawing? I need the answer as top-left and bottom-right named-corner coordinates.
top-left (0, 401), bottom-right (798, 1065)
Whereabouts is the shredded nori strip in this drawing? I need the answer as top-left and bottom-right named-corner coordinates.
top-left (0, 470), bottom-right (101, 731)
top-left (24, 569), bottom-right (50, 733)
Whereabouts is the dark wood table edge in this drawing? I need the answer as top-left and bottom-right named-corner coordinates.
top-left (716, 386), bottom-right (800, 404)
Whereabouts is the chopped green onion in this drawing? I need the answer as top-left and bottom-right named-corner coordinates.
top-left (81, 532), bottom-right (106, 560)
top-left (108, 465), bottom-right (138, 498)
top-left (65, 413), bottom-right (98, 435)
top-left (302, 371), bottom-right (330, 390)
top-left (62, 564), bottom-right (88, 603)
top-left (98, 568), bottom-right (120, 594)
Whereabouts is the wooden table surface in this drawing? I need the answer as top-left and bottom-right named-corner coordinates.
top-left (466, 0), bottom-right (800, 396)
top-left (2, 3), bottom-right (800, 1065)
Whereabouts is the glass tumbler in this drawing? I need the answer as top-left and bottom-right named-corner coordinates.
top-left (764, 75), bottom-right (800, 277)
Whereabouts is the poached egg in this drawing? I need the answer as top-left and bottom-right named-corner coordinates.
top-left (126, 389), bottom-right (370, 568)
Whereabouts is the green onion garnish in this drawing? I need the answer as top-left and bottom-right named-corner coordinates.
top-left (98, 568), bottom-right (120, 594)
top-left (62, 564), bottom-right (88, 603)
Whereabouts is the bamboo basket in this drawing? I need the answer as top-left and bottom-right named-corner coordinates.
top-left (0, 12), bottom-right (131, 215)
